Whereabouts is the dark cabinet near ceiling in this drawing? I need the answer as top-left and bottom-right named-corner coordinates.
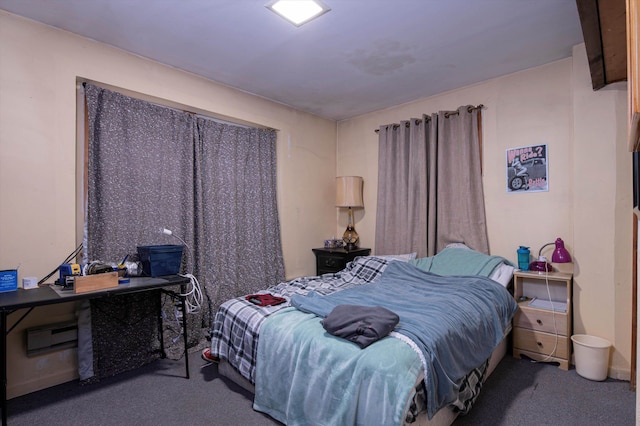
top-left (312, 247), bottom-right (371, 275)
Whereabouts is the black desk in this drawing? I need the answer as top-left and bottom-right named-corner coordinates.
top-left (0, 275), bottom-right (191, 425)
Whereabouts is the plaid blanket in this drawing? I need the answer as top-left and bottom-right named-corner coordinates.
top-left (404, 359), bottom-right (489, 423)
top-left (209, 256), bottom-right (390, 383)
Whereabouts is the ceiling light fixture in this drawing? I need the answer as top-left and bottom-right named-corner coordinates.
top-left (266, 0), bottom-right (331, 27)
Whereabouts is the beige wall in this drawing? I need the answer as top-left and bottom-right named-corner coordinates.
top-left (571, 45), bottom-right (632, 380)
top-left (0, 11), bottom-right (335, 397)
top-left (337, 45), bottom-right (632, 379)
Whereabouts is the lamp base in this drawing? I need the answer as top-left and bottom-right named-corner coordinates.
top-left (342, 226), bottom-right (359, 251)
top-left (344, 242), bottom-right (358, 251)
top-left (342, 208), bottom-right (359, 251)
top-left (529, 260), bottom-right (552, 272)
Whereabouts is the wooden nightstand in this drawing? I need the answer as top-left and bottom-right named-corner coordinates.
top-left (512, 270), bottom-right (573, 370)
top-left (312, 247), bottom-right (371, 275)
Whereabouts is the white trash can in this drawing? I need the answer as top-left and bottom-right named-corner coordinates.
top-left (571, 334), bottom-right (611, 381)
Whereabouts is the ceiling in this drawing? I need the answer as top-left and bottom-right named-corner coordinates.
top-left (0, 1), bottom-right (589, 121)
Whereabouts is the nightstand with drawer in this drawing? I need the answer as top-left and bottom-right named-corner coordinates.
top-left (312, 248), bottom-right (371, 275)
top-left (512, 270), bottom-right (573, 370)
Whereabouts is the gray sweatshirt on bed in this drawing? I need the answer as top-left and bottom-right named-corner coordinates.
top-left (321, 304), bottom-right (399, 349)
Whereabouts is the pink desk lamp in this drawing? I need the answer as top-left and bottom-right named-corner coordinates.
top-left (530, 238), bottom-right (571, 272)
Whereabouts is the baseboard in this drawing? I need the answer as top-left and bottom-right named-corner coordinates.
top-left (608, 366), bottom-right (631, 381)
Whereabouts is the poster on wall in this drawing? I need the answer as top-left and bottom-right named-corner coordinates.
top-left (506, 144), bottom-right (548, 193)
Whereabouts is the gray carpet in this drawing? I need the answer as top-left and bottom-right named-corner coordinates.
top-left (6, 352), bottom-right (635, 425)
top-left (454, 355), bottom-right (635, 426)
top-left (7, 352), bottom-right (279, 426)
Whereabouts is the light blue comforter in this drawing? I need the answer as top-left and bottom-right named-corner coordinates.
top-left (253, 307), bottom-right (423, 426)
top-left (285, 261), bottom-right (517, 420)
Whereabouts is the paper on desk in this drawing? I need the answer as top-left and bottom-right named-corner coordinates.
top-left (528, 297), bottom-right (567, 312)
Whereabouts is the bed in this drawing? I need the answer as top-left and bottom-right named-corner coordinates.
top-left (209, 246), bottom-right (517, 425)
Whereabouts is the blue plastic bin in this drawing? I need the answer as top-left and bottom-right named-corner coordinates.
top-left (137, 245), bottom-right (184, 277)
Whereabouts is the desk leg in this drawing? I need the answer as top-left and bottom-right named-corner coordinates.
top-left (180, 284), bottom-right (189, 379)
top-left (1, 311), bottom-right (7, 426)
top-left (157, 291), bottom-right (166, 358)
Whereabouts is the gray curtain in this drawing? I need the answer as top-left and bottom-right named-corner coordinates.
top-left (375, 105), bottom-right (488, 257)
top-left (84, 83), bottom-right (284, 376)
top-left (195, 118), bottom-right (285, 309)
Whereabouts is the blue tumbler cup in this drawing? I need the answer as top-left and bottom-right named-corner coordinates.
top-left (517, 246), bottom-right (530, 271)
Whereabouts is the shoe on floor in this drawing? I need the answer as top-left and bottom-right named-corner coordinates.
top-left (201, 348), bottom-right (219, 363)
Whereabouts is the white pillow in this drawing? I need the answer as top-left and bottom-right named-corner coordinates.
top-left (445, 242), bottom-right (472, 251)
top-left (374, 252), bottom-right (417, 262)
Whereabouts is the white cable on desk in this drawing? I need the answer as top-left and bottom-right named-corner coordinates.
top-left (165, 274), bottom-right (203, 343)
top-left (161, 227), bottom-right (203, 314)
top-left (179, 273), bottom-right (203, 314)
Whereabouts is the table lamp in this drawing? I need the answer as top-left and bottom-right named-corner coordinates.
top-left (531, 237), bottom-right (573, 273)
top-left (336, 176), bottom-right (364, 251)
top-left (551, 238), bottom-right (572, 263)
top-left (551, 237), bottom-right (573, 273)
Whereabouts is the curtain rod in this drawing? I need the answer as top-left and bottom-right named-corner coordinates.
top-left (374, 104), bottom-right (484, 133)
top-left (82, 81), bottom-right (277, 132)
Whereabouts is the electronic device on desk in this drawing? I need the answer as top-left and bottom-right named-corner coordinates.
top-left (56, 261), bottom-right (120, 291)
top-left (56, 263), bottom-right (81, 289)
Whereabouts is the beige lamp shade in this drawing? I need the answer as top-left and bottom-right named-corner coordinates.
top-left (336, 176), bottom-right (364, 207)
